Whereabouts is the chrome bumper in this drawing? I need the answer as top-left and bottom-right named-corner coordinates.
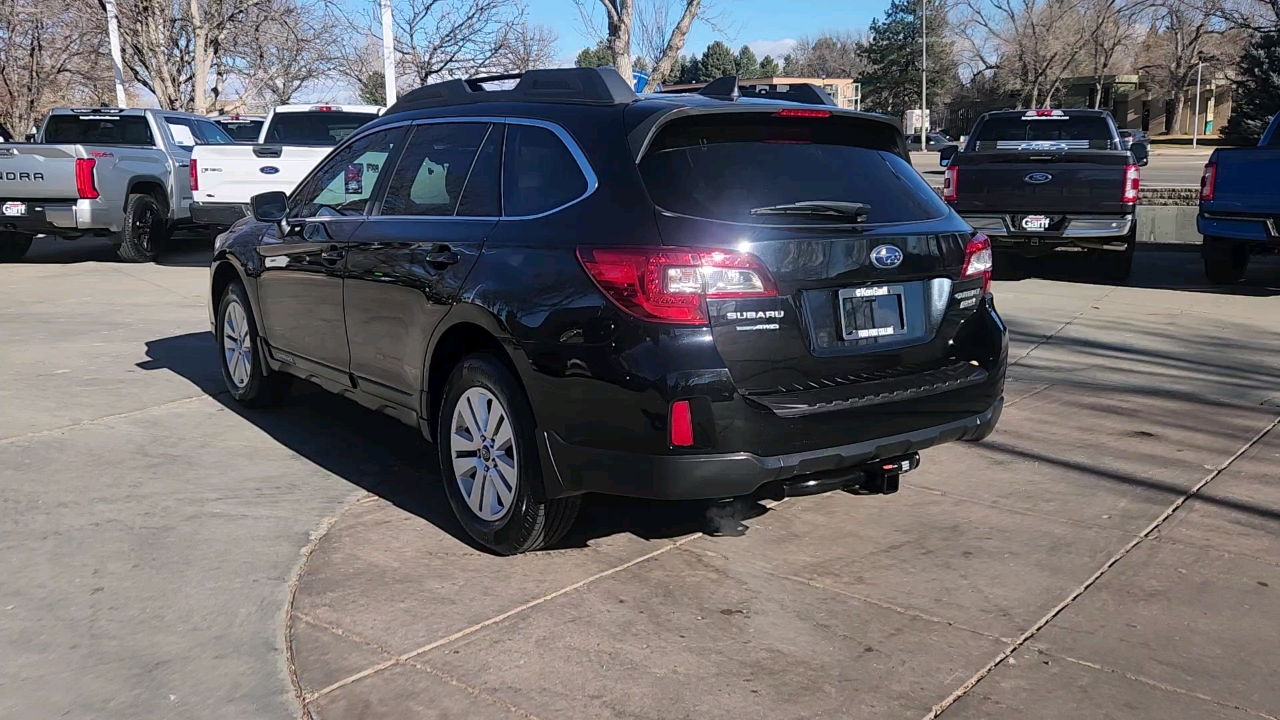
top-left (963, 214), bottom-right (1133, 238)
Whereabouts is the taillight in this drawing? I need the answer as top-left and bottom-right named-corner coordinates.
top-left (669, 400), bottom-right (694, 447)
top-left (1122, 163), bottom-right (1140, 204)
top-left (961, 233), bottom-right (993, 295)
top-left (576, 246), bottom-right (778, 325)
top-left (1200, 163), bottom-right (1216, 201)
top-left (75, 158), bottom-right (99, 200)
top-left (190, 159), bottom-right (198, 191)
top-left (943, 165), bottom-right (958, 202)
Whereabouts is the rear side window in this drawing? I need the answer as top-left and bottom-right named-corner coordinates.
top-left (43, 116), bottom-right (154, 145)
top-left (972, 115), bottom-right (1116, 150)
top-left (638, 114), bottom-right (945, 225)
top-left (503, 124), bottom-right (587, 217)
top-left (264, 112), bottom-right (378, 146)
top-left (381, 123), bottom-right (491, 217)
top-left (196, 121), bottom-right (235, 144)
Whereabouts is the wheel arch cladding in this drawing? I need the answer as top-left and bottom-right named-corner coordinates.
top-left (128, 179), bottom-right (169, 215)
top-left (426, 321), bottom-right (526, 437)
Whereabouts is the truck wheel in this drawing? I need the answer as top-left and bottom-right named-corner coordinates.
top-left (1098, 245), bottom-right (1134, 283)
top-left (1203, 237), bottom-right (1248, 285)
top-left (116, 194), bottom-right (167, 263)
top-left (217, 281), bottom-right (291, 407)
top-left (438, 353), bottom-right (581, 555)
top-left (0, 231), bottom-right (33, 262)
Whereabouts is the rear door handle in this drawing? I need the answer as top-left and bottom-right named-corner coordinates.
top-left (320, 247), bottom-right (346, 263)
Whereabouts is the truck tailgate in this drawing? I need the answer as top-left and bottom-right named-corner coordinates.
top-left (1206, 148), bottom-right (1280, 213)
top-left (192, 144), bottom-right (332, 204)
top-left (949, 150), bottom-right (1132, 215)
top-left (0, 145), bottom-right (80, 200)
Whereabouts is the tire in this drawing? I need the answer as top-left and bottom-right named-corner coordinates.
top-left (0, 231), bottom-right (33, 262)
top-left (116, 193), bottom-right (168, 263)
top-left (216, 281), bottom-right (291, 407)
top-left (1097, 244), bottom-right (1134, 283)
top-left (1203, 236), bottom-right (1248, 285)
top-left (438, 353), bottom-right (580, 555)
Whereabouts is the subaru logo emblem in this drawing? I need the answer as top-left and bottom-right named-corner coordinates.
top-left (1025, 172), bottom-right (1053, 184)
top-left (260, 166), bottom-right (280, 175)
top-left (870, 245), bottom-right (904, 269)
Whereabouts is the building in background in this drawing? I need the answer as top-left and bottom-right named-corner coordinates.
top-left (658, 77), bottom-right (862, 110)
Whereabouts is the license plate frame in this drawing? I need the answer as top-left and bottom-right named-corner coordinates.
top-left (2, 201), bottom-right (26, 217)
top-left (838, 285), bottom-right (906, 341)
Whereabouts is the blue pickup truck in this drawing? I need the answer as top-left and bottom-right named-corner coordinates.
top-left (1198, 115), bottom-right (1280, 283)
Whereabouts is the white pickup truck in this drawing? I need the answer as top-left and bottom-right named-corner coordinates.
top-left (190, 104), bottom-right (382, 227)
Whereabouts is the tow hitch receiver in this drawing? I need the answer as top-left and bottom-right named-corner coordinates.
top-left (858, 452), bottom-right (920, 495)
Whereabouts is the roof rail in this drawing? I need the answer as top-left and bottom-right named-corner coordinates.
top-left (658, 77), bottom-right (836, 107)
top-left (386, 67), bottom-right (638, 114)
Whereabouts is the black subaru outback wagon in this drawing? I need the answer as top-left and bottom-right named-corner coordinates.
top-left (209, 68), bottom-right (1007, 555)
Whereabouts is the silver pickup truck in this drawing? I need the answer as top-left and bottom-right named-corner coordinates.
top-left (0, 107), bottom-right (237, 262)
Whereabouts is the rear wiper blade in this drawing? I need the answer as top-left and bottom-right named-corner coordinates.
top-left (748, 200), bottom-right (872, 219)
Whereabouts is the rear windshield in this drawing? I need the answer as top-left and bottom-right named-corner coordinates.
top-left (43, 115), bottom-right (154, 145)
top-left (263, 112), bottom-right (378, 146)
top-left (217, 120), bottom-right (263, 142)
top-left (971, 115), bottom-right (1116, 150)
top-left (638, 114), bottom-right (946, 225)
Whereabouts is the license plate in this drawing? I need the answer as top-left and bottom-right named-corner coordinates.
top-left (2, 201), bottom-right (26, 217)
top-left (839, 285), bottom-right (905, 341)
top-left (1020, 214), bottom-right (1050, 231)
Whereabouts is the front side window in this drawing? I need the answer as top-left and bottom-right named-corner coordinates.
top-left (381, 123), bottom-right (492, 217)
top-left (503, 124), bottom-right (588, 217)
top-left (290, 128), bottom-right (401, 218)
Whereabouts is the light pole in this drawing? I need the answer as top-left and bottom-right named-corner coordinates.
top-left (920, 0), bottom-right (927, 150)
top-left (103, 0), bottom-right (128, 107)
top-left (1192, 59), bottom-right (1203, 148)
top-left (381, 0), bottom-right (397, 106)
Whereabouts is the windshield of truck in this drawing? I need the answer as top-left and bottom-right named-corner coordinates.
top-left (262, 112), bottom-right (378, 146)
top-left (638, 113), bottom-right (946, 225)
top-left (971, 115), bottom-right (1116, 150)
top-left (43, 115), bottom-right (155, 145)
top-left (217, 119), bottom-right (264, 142)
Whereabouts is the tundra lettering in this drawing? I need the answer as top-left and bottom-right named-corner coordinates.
top-left (2, 172), bottom-right (44, 182)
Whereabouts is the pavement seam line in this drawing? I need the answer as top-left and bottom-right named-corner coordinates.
top-left (0, 393), bottom-right (216, 444)
top-left (1009, 287), bottom-right (1116, 367)
top-left (903, 483), bottom-right (1142, 539)
top-left (922, 413), bottom-right (1280, 720)
top-left (109, 264), bottom-right (208, 304)
top-left (1036, 648), bottom-right (1280, 720)
top-left (307, 532), bottom-right (706, 701)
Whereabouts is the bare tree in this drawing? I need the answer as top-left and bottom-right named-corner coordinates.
top-left (394, 0), bottom-right (523, 84)
top-left (498, 22), bottom-right (559, 71)
top-left (1137, 0), bottom-right (1237, 133)
top-left (578, 0), bottom-right (711, 89)
top-left (953, 0), bottom-right (1093, 107)
top-left (1082, 0), bottom-right (1140, 108)
top-left (0, 0), bottom-right (108, 133)
top-left (229, 0), bottom-right (340, 104)
top-left (783, 31), bottom-right (867, 78)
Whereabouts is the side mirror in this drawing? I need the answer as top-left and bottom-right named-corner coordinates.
top-left (250, 191), bottom-right (288, 223)
top-left (939, 144), bottom-right (959, 167)
top-left (1131, 142), bottom-right (1150, 166)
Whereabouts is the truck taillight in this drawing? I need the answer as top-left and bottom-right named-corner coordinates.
top-left (961, 233), bottom-right (993, 295)
top-left (943, 166), bottom-right (958, 202)
top-left (1200, 162), bottom-right (1216, 201)
top-left (1122, 163), bottom-right (1140, 204)
top-left (190, 159), bottom-right (198, 191)
top-left (576, 246), bottom-right (778, 325)
top-left (75, 158), bottom-right (99, 200)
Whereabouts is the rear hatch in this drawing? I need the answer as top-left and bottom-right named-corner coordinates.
top-left (636, 111), bottom-right (986, 399)
top-left (1205, 148), bottom-right (1280, 214)
top-left (949, 112), bottom-right (1133, 215)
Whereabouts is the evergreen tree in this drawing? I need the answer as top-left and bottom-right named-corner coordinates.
top-left (698, 41), bottom-right (739, 82)
top-left (759, 55), bottom-right (781, 77)
top-left (575, 42), bottom-right (613, 69)
top-left (735, 45), bottom-right (760, 79)
top-left (358, 72), bottom-right (386, 106)
top-left (860, 0), bottom-right (956, 116)
top-left (679, 55), bottom-right (701, 83)
top-left (1224, 33), bottom-right (1280, 143)
top-left (633, 56), bottom-right (651, 72)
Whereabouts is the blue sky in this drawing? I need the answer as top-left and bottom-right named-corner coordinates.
top-left (532, 0), bottom-right (892, 66)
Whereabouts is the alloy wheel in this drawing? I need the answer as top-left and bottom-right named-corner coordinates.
top-left (222, 298), bottom-right (253, 388)
top-left (450, 387), bottom-right (518, 522)
top-left (134, 206), bottom-right (155, 253)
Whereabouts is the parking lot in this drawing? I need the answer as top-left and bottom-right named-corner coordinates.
top-left (3, 236), bottom-right (1280, 720)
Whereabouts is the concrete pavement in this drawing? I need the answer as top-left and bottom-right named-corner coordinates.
top-left (2, 237), bottom-right (1279, 720)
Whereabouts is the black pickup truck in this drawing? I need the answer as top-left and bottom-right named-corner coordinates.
top-left (940, 109), bottom-right (1144, 281)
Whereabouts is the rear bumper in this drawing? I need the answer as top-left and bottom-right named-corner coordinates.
top-left (540, 398), bottom-right (1002, 500)
top-left (1197, 213), bottom-right (1280, 246)
top-left (191, 202), bottom-right (250, 227)
top-left (0, 198), bottom-right (122, 236)
top-left (962, 214), bottom-right (1133, 239)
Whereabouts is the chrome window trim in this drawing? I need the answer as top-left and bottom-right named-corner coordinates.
top-left (351, 115), bottom-right (598, 222)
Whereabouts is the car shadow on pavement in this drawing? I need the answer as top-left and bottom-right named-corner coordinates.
top-left (139, 332), bottom-right (764, 554)
top-left (995, 248), bottom-right (1280, 297)
top-left (20, 234), bottom-right (212, 267)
